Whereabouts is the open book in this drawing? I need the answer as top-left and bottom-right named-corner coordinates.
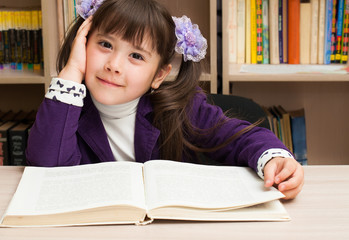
top-left (0, 160), bottom-right (290, 227)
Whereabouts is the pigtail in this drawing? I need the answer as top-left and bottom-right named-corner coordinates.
top-left (150, 57), bottom-right (203, 161)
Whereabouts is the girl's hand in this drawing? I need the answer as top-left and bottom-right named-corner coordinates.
top-left (58, 16), bottom-right (92, 84)
top-left (263, 157), bottom-right (304, 199)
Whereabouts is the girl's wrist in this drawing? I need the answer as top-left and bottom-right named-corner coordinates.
top-left (58, 65), bottom-right (84, 84)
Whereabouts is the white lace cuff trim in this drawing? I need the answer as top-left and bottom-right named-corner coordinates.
top-left (257, 148), bottom-right (294, 179)
top-left (45, 78), bottom-right (86, 107)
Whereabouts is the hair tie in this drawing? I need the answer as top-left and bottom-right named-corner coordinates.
top-left (76, 0), bottom-right (104, 19)
top-left (172, 15), bottom-right (207, 62)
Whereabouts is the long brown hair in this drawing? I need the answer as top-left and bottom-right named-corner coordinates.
top-left (57, 0), bottom-right (251, 162)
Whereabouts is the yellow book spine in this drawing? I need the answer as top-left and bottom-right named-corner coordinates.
top-left (251, 0), bottom-right (257, 64)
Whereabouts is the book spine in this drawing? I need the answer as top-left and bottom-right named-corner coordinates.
top-left (0, 11), bottom-right (3, 70)
top-left (318, 0), bottom-right (326, 64)
top-left (3, 11), bottom-right (10, 69)
top-left (290, 112), bottom-right (308, 165)
top-left (300, 0), bottom-right (311, 64)
top-left (237, 0), bottom-right (246, 64)
top-left (310, 0), bottom-right (319, 64)
top-left (262, 0), bottom-right (270, 64)
top-left (9, 128), bottom-right (28, 166)
top-left (288, 0), bottom-right (301, 64)
top-left (282, 0), bottom-right (288, 63)
top-left (25, 11), bottom-right (33, 70)
top-left (330, 0), bottom-right (338, 63)
top-left (246, 0), bottom-right (252, 64)
top-left (251, 0), bottom-right (258, 64)
top-left (256, 0), bottom-right (263, 63)
top-left (278, 0), bottom-right (284, 63)
top-left (32, 10), bottom-right (41, 71)
top-left (335, 0), bottom-right (345, 62)
top-left (269, 0), bottom-right (280, 64)
top-left (14, 11), bottom-right (22, 70)
top-left (341, 0), bottom-right (349, 63)
top-left (324, 0), bottom-right (334, 64)
top-left (228, 0), bottom-right (238, 64)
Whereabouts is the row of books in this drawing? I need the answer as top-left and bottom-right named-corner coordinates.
top-left (228, 0), bottom-right (349, 65)
top-left (0, 110), bottom-right (36, 166)
top-left (263, 106), bottom-right (308, 165)
top-left (0, 10), bottom-right (43, 71)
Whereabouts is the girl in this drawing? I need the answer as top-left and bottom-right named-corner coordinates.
top-left (26, 0), bottom-right (303, 199)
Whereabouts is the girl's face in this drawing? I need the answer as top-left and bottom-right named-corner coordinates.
top-left (85, 30), bottom-right (170, 105)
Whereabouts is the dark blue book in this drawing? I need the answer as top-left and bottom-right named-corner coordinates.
top-left (290, 109), bottom-right (307, 165)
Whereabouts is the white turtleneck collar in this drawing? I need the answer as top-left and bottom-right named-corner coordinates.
top-left (91, 96), bottom-right (140, 119)
top-left (91, 95), bottom-right (140, 162)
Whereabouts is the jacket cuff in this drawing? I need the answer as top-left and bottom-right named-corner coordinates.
top-left (45, 78), bottom-right (86, 107)
top-left (257, 148), bottom-right (294, 179)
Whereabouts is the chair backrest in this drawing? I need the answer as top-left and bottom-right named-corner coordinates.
top-left (207, 94), bottom-right (270, 130)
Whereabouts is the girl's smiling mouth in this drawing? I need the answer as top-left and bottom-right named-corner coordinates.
top-left (97, 77), bottom-right (122, 87)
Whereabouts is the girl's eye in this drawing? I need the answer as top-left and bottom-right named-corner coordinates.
top-left (99, 41), bottom-right (112, 49)
top-left (130, 53), bottom-right (144, 61)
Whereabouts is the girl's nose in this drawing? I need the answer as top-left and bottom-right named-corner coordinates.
top-left (105, 55), bottom-right (122, 74)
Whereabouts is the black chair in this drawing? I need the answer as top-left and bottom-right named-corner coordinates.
top-left (207, 94), bottom-right (270, 130)
top-left (197, 94), bottom-right (271, 165)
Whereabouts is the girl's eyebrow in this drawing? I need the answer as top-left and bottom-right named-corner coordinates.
top-left (96, 33), bottom-right (152, 57)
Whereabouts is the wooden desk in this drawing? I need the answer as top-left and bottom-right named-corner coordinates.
top-left (0, 165), bottom-right (348, 240)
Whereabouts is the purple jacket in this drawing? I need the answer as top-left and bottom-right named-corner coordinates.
top-left (26, 91), bottom-right (289, 172)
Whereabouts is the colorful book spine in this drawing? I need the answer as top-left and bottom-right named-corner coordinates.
top-left (14, 11), bottom-right (22, 70)
top-left (256, 0), bottom-right (263, 63)
top-left (278, 0), bottom-right (284, 63)
top-left (0, 11), bottom-right (3, 69)
top-left (341, 0), bottom-right (349, 63)
top-left (288, 0), bottom-right (301, 64)
top-left (262, 0), bottom-right (269, 64)
top-left (3, 11), bottom-right (10, 69)
top-left (330, 0), bottom-right (338, 63)
top-left (324, 0), bottom-right (334, 64)
top-left (282, 0), bottom-right (288, 64)
top-left (251, 0), bottom-right (257, 64)
top-left (335, 0), bottom-right (345, 62)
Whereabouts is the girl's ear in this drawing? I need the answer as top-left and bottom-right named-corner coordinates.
top-left (151, 64), bottom-right (172, 89)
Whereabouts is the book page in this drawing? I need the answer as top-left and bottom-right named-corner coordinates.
top-left (5, 162), bottom-right (146, 216)
top-left (143, 160), bottom-right (284, 210)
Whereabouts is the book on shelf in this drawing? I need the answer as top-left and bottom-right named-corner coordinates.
top-left (300, 0), bottom-right (311, 64)
top-left (256, 0), bottom-right (263, 64)
top-left (0, 160), bottom-right (290, 227)
top-left (269, 0), bottom-right (280, 64)
top-left (262, 0), bottom-right (270, 64)
top-left (335, 0), bottom-right (345, 63)
top-left (0, 9), bottom-right (43, 71)
top-left (246, 0), bottom-right (252, 64)
top-left (262, 106), bottom-right (307, 165)
top-left (228, 0), bottom-right (238, 64)
top-left (310, 0), bottom-right (319, 64)
top-left (341, 0), bottom-right (349, 63)
top-left (226, 0), bottom-right (349, 65)
top-left (325, 0), bottom-right (334, 64)
top-left (288, 0), bottom-right (301, 64)
top-left (0, 110), bottom-right (35, 166)
top-left (251, 0), bottom-right (258, 64)
top-left (318, 0), bottom-right (326, 64)
top-left (289, 109), bottom-right (308, 165)
top-left (237, 0), bottom-right (246, 64)
top-left (330, 0), bottom-right (338, 63)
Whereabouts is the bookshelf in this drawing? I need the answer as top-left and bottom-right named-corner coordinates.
top-left (0, 0), bottom-right (218, 113)
top-left (222, 0), bottom-right (349, 165)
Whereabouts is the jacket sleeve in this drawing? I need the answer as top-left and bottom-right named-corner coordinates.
top-left (189, 92), bottom-right (290, 172)
top-left (26, 78), bottom-right (86, 166)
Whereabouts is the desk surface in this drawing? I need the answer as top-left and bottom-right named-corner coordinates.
top-left (0, 165), bottom-right (348, 240)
